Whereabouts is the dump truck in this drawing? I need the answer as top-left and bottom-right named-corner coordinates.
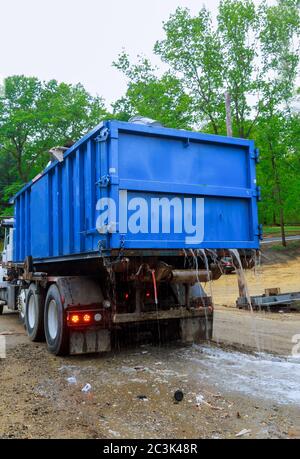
top-left (0, 119), bottom-right (261, 355)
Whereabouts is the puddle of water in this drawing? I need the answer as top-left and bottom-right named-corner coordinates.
top-left (56, 342), bottom-right (300, 409)
top-left (182, 345), bottom-right (300, 405)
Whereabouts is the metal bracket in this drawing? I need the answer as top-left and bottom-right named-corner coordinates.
top-left (256, 186), bottom-right (262, 201)
top-left (98, 239), bottom-right (107, 251)
top-left (251, 148), bottom-right (260, 164)
top-left (94, 128), bottom-right (110, 143)
top-left (253, 185), bottom-right (261, 201)
top-left (120, 235), bottom-right (125, 250)
top-left (96, 174), bottom-right (111, 187)
top-left (256, 224), bottom-right (263, 241)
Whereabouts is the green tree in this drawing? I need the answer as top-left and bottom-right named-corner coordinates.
top-left (256, 112), bottom-right (300, 245)
top-left (114, 0), bottom-right (300, 245)
top-left (0, 149), bottom-right (20, 215)
top-left (112, 54), bottom-right (192, 129)
top-left (154, 0), bottom-right (299, 137)
top-left (154, 6), bottom-right (225, 133)
top-left (0, 75), bottom-right (110, 212)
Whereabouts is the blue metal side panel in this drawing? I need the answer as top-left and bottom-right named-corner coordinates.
top-left (118, 133), bottom-right (248, 188)
top-left (84, 140), bottom-right (95, 251)
top-left (62, 156), bottom-right (74, 256)
top-left (29, 176), bottom-right (50, 259)
top-left (112, 191), bottom-right (252, 249)
top-left (47, 173), bottom-right (53, 257)
top-left (12, 120), bottom-right (259, 262)
top-left (24, 190), bottom-right (31, 256)
top-left (52, 167), bottom-right (62, 257)
top-left (249, 141), bottom-right (260, 244)
top-left (107, 122), bottom-right (259, 250)
top-left (19, 194), bottom-right (25, 261)
top-left (74, 149), bottom-right (84, 253)
top-left (13, 197), bottom-right (20, 261)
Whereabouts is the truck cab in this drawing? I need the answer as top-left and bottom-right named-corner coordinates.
top-left (0, 218), bottom-right (18, 315)
top-left (1, 218), bottom-right (14, 264)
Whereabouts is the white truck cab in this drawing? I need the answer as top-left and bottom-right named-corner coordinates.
top-left (0, 218), bottom-right (15, 314)
top-left (1, 218), bottom-right (14, 264)
top-left (0, 218), bottom-right (14, 283)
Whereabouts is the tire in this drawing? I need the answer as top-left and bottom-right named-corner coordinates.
top-left (25, 284), bottom-right (45, 341)
top-left (0, 304), bottom-right (4, 315)
top-left (17, 289), bottom-right (26, 326)
top-left (44, 284), bottom-right (69, 356)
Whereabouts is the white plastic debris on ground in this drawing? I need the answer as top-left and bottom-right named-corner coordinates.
top-left (236, 429), bottom-right (252, 437)
top-left (81, 383), bottom-right (92, 393)
top-left (196, 394), bottom-right (205, 406)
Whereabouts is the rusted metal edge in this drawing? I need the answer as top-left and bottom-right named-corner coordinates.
top-left (113, 307), bottom-right (212, 324)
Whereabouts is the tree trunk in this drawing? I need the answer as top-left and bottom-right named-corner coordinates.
top-left (279, 205), bottom-right (287, 247)
top-left (225, 91), bottom-right (232, 137)
top-left (271, 153), bottom-right (286, 247)
top-left (16, 153), bottom-right (28, 183)
top-left (272, 191), bottom-right (278, 226)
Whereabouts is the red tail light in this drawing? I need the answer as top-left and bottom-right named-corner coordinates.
top-left (67, 310), bottom-right (103, 327)
top-left (83, 313), bottom-right (91, 323)
top-left (70, 314), bottom-right (80, 324)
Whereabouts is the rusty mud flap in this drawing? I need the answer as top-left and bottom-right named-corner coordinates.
top-left (69, 328), bottom-right (111, 355)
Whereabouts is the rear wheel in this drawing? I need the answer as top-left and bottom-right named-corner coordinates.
top-left (0, 304), bottom-right (4, 315)
top-left (17, 289), bottom-right (26, 326)
top-left (44, 284), bottom-right (69, 355)
top-left (25, 284), bottom-right (45, 341)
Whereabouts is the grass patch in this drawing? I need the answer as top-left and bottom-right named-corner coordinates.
top-left (263, 225), bottom-right (300, 236)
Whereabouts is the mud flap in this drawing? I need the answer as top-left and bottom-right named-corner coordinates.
top-left (69, 329), bottom-right (111, 355)
top-left (180, 316), bottom-right (213, 343)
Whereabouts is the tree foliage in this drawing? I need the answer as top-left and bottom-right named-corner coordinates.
top-left (255, 110), bottom-right (300, 243)
top-left (113, 0), bottom-right (300, 243)
top-left (0, 75), bottom-right (110, 213)
top-left (112, 54), bottom-right (192, 128)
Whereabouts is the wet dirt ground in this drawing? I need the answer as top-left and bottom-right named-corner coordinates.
top-left (212, 244), bottom-right (300, 309)
top-left (0, 246), bottom-right (300, 439)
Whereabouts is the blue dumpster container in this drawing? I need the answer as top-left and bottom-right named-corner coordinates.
top-left (12, 120), bottom-right (260, 263)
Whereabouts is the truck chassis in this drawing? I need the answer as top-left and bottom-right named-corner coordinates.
top-left (0, 249), bottom-right (255, 355)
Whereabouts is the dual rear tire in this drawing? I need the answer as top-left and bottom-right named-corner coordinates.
top-left (44, 284), bottom-right (69, 355)
top-left (25, 283), bottom-right (68, 355)
top-left (25, 284), bottom-right (45, 341)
